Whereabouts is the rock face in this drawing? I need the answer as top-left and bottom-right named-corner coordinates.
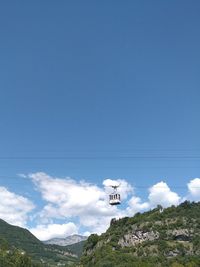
top-left (118, 228), bottom-right (192, 247)
top-left (118, 230), bottom-right (159, 247)
top-left (81, 202), bottom-right (200, 267)
top-left (44, 234), bottom-right (87, 246)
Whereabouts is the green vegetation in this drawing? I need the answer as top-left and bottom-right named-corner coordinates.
top-left (66, 240), bottom-right (86, 258)
top-left (0, 219), bottom-right (79, 266)
top-left (1, 201), bottom-right (199, 266)
top-left (81, 201), bottom-right (200, 267)
top-left (0, 237), bottom-right (42, 267)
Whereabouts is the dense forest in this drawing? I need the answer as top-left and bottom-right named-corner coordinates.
top-left (0, 237), bottom-right (42, 267)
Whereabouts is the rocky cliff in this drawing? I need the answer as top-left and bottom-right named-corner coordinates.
top-left (81, 201), bottom-right (200, 267)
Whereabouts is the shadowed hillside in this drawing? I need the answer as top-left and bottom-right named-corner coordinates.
top-left (0, 219), bottom-right (79, 266)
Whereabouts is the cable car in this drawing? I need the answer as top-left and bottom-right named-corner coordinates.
top-left (109, 185), bottom-right (121, 205)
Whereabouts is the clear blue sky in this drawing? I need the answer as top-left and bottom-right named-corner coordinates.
top-left (0, 1), bottom-right (200, 237)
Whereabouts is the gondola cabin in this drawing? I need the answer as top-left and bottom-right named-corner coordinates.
top-left (108, 184), bottom-right (121, 206)
top-left (109, 193), bottom-right (121, 205)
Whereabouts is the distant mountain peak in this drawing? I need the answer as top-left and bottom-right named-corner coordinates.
top-left (44, 234), bottom-right (87, 246)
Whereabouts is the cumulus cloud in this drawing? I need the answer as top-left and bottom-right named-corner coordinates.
top-left (148, 181), bottom-right (181, 208)
top-left (79, 214), bottom-right (114, 234)
top-left (187, 178), bottom-right (200, 201)
top-left (28, 173), bottom-right (125, 234)
top-left (30, 222), bottom-right (78, 241)
top-left (126, 196), bottom-right (149, 215)
top-left (0, 186), bottom-right (34, 227)
top-left (30, 172), bottom-right (105, 210)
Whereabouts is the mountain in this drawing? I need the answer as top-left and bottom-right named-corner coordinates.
top-left (81, 201), bottom-right (200, 267)
top-left (45, 234), bottom-right (87, 246)
top-left (0, 219), bottom-right (79, 266)
top-left (65, 240), bottom-right (87, 258)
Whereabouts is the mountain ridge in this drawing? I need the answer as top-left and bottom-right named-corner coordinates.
top-left (0, 219), bottom-right (79, 266)
top-left (81, 201), bottom-right (200, 267)
top-left (44, 234), bottom-right (87, 246)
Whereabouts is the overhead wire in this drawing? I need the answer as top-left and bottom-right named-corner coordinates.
top-left (0, 176), bottom-right (199, 189)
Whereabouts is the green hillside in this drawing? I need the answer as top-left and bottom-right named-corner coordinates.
top-left (81, 201), bottom-right (200, 267)
top-left (0, 219), bottom-right (78, 266)
top-left (65, 240), bottom-right (86, 258)
top-left (0, 238), bottom-right (39, 267)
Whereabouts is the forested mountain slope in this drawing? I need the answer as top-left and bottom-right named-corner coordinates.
top-left (0, 219), bottom-right (78, 266)
top-left (81, 201), bottom-right (200, 267)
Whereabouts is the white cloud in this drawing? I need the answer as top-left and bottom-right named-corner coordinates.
top-left (29, 172), bottom-right (106, 213)
top-left (148, 181), bottom-right (181, 208)
top-left (0, 186), bottom-right (34, 227)
top-left (28, 173), bottom-right (125, 234)
top-left (79, 215), bottom-right (113, 234)
top-left (187, 178), bottom-right (200, 201)
top-left (126, 196), bottom-right (149, 215)
top-left (30, 222), bottom-right (78, 241)
top-left (83, 231), bottom-right (92, 237)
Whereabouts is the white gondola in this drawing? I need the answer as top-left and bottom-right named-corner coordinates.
top-left (109, 185), bottom-right (121, 205)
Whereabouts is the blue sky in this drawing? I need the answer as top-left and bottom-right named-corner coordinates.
top-left (0, 1), bottom-right (200, 240)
